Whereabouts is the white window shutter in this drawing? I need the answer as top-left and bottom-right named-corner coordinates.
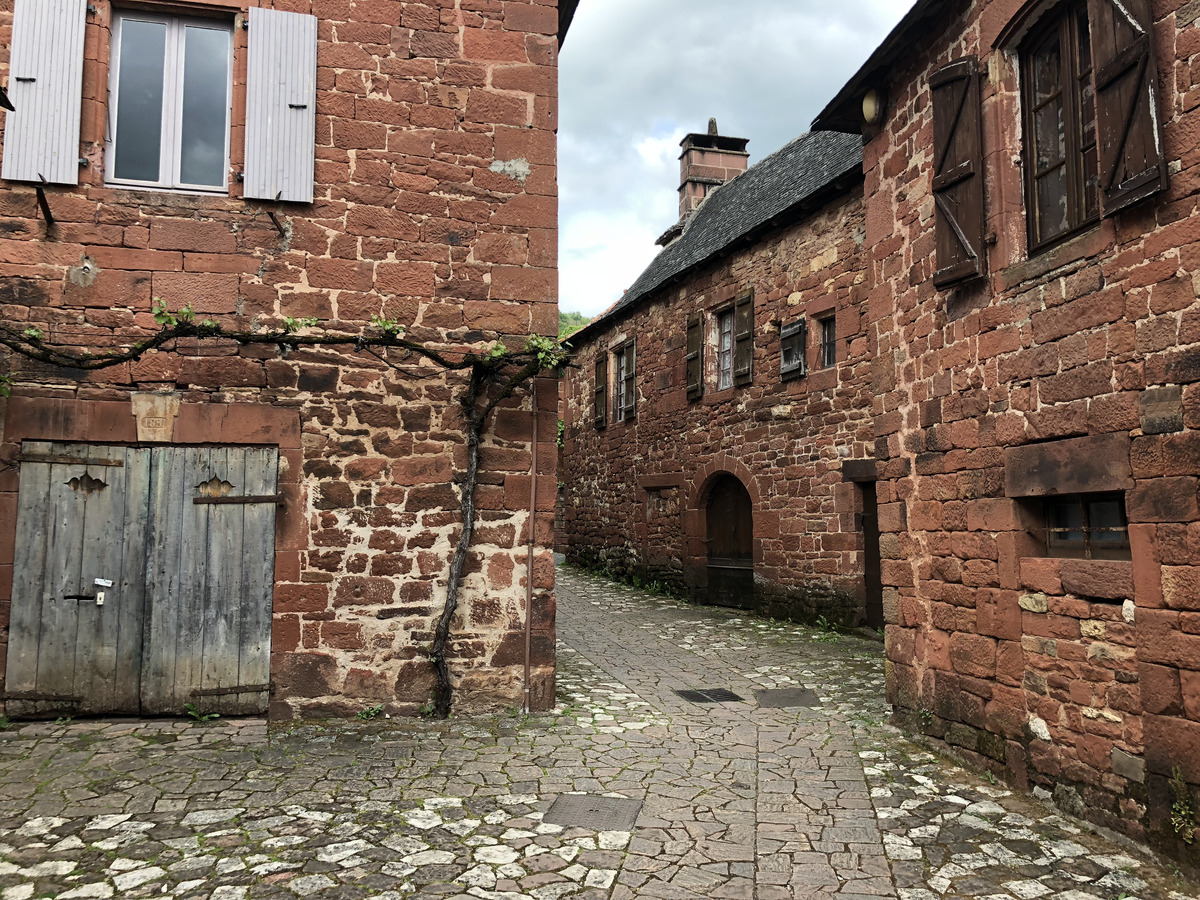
top-left (1, 0), bottom-right (87, 185)
top-left (244, 8), bottom-right (317, 203)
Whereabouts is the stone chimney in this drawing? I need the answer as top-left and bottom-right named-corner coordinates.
top-left (677, 118), bottom-right (749, 220)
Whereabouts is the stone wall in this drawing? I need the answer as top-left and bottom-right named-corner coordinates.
top-left (863, 0), bottom-right (1200, 861)
top-left (0, 0), bottom-right (561, 717)
top-left (561, 189), bottom-right (876, 625)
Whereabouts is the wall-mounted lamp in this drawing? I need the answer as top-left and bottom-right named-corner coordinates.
top-left (862, 88), bottom-right (885, 126)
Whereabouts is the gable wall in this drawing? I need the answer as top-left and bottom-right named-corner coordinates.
top-left (0, 0), bottom-right (561, 718)
top-left (561, 189), bottom-right (876, 623)
top-left (865, 0), bottom-right (1200, 856)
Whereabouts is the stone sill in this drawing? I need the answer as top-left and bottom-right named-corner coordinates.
top-left (1019, 556), bottom-right (1134, 603)
top-left (998, 222), bottom-right (1114, 292)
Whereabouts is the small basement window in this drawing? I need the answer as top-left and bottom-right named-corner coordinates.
top-left (1043, 492), bottom-right (1129, 560)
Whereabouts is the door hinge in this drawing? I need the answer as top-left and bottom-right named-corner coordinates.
top-left (189, 683), bottom-right (271, 697)
top-left (193, 494), bottom-right (284, 506)
top-left (17, 452), bottom-right (124, 467)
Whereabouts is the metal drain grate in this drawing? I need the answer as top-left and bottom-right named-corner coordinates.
top-left (755, 687), bottom-right (821, 708)
top-left (674, 688), bottom-right (744, 704)
top-left (544, 795), bottom-right (642, 830)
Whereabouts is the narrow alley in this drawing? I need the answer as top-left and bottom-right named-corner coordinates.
top-left (0, 568), bottom-right (1194, 900)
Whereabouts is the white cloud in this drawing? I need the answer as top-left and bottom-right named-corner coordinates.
top-left (558, 0), bottom-right (915, 317)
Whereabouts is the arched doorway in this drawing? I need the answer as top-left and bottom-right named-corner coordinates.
top-left (705, 474), bottom-right (754, 609)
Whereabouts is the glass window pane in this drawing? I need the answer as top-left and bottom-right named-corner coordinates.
top-left (1076, 8), bottom-right (1091, 79)
top-left (719, 312), bottom-right (733, 390)
top-left (114, 20), bottom-right (167, 183)
top-left (1088, 499), bottom-right (1126, 542)
top-left (1034, 100), bottom-right (1066, 172)
top-left (1048, 498), bottom-right (1085, 543)
top-left (1032, 34), bottom-right (1062, 106)
top-left (820, 318), bottom-right (837, 368)
top-left (1036, 167), bottom-right (1069, 243)
top-left (180, 26), bottom-right (231, 187)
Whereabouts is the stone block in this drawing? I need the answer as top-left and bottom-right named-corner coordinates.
top-left (1140, 662), bottom-right (1184, 716)
top-left (1163, 566), bottom-right (1200, 610)
top-left (1111, 747), bottom-right (1146, 784)
top-left (1126, 477), bottom-right (1200, 523)
top-left (1144, 713), bottom-right (1200, 782)
top-left (1140, 385), bottom-right (1185, 434)
top-left (950, 632), bottom-right (997, 678)
top-left (1003, 434), bottom-right (1132, 497)
top-left (1020, 592), bottom-right (1049, 613)
top-left (1059, 559), bottom-right (1135, 600)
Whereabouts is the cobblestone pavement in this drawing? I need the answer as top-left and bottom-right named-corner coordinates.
top-left (0, 568), bottom-right (1196, 900)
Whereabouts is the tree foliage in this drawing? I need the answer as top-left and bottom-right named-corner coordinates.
top-left (558, 309), bottom-right (591, 340)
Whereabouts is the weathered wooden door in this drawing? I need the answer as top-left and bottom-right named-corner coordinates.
top-left (705, 474), bottom-right (755, 610)
top-left (141, 447), bottom-right (278, 715)
top-left (6, 442), bottom-right (277, 717)
top-left (7, 444), bottom-right (151, 717)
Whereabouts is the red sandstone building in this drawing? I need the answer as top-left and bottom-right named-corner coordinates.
top-left (564, 0), bottom-right (1200, 867)
top-left (811, 0), bottom-right (1200, 862)
top-left (0, 0), bottom-right (572, 719)
top-left (561, 125), bottom-right (884, 628)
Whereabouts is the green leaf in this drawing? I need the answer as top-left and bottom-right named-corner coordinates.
top-left (151, 298), bottom-right (177, 327)
top-left (370, 314), bottom-right (405, 336)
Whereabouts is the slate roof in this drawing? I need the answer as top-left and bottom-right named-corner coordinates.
top-left (570, 129), bottom-right (864, 345)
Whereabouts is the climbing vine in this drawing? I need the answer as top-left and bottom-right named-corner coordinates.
top-left (0, 308), bottom-right (570, 719)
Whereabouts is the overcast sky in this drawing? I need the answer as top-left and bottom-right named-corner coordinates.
top-left (557, 0), bottom-right (914, 318)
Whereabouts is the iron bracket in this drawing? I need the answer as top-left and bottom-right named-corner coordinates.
top-left (193, 494), bottom-right (284, 506)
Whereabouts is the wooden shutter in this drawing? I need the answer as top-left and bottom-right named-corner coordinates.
top-left (1, 0), bottom-right (86, 185)
top-left (622, 343), bottom-right (636, 418)
top-left (733, 292), bottom-right (753, 385)
top-left (686, 315), bottom-right (703, 401)
top-left (1087, 0), bottom-right (1166, 216)
top-left (593, 356), bottom-right (607, 428)
top-left (931, 57), bottom-right (985, 288)
top-left (244, 8), bottom-right (318, 203)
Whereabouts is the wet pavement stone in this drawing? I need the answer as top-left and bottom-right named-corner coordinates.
top-left (0, 567), bottom-right (1196, 900)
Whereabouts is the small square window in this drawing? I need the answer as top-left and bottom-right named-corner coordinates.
top-left (1043, 493), bottom-right (1130, 560)
top-left (780, 319), bottom-right (807, 380)
top-left (108, 12), bottom-right (234, 192)
top-left (818, 315), bottom-right (837, 369)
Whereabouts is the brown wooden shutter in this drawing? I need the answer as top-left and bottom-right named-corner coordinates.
top-left (622, 343), bottom-right (636, 418)
top-left (931, 57), bottom-right (985, 288)
top-left (1087, 0), bottom-right (1166, 216)
top-left (593, 356), bottom-right (607, 429)
top-left (733, 291), bottom-right (753, 385)
top-left (686, 315), bottom-right (703, 401)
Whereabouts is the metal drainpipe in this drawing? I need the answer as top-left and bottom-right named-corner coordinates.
top-left (522, 377), bottom-right (538, 714)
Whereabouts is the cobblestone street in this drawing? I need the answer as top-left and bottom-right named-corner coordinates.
top-left (0, 567), bottom-right (1196, 900)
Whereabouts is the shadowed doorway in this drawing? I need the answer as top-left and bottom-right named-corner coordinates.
top-left (705, 474), bottom-right (754, 610)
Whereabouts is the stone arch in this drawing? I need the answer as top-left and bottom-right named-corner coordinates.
top-left (682, 457), bottom-right (763, 595)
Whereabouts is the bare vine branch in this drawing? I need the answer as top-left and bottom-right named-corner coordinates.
top-left (0, 308), bottom-right (570, 719)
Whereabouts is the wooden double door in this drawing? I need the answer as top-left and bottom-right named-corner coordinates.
top-left (5, 442), bottom-right (277, 718)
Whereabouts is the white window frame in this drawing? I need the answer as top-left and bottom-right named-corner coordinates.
top-left (106, 11), bottom-right (234, 193)
top-left (717, 308), bottom-right (734, 390)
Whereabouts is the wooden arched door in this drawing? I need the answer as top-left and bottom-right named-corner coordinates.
top-left (705, 474), bottom-right (754, 609)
